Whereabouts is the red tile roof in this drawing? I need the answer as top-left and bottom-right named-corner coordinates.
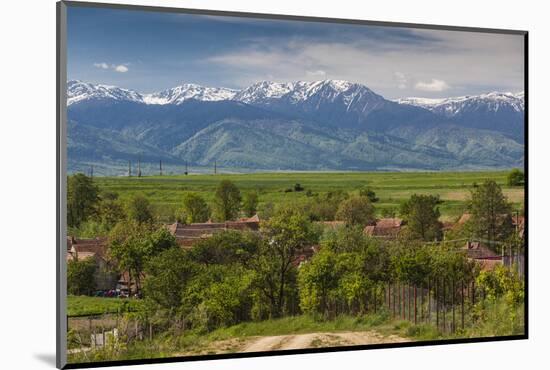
top-left (364, 218), bottom-right (404, 238)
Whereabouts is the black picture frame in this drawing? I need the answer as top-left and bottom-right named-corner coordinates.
top-left (56, 1), bottom-right (528, 368)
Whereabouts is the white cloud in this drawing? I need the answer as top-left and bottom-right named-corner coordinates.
top-left (93, 62), bottom-right (109, 69)
top-left (394, 72), bottom-right (408, 89)
top-left (114, 65), bottom-right (129, 73)
top-left (206, 30), bottom-right (523, 98)
top-left (93, 62), bottom-right (129, 73)
top-left (306, 70), bottom-right (327, 78)
top-left (414, 79), bottom-right (450, 92)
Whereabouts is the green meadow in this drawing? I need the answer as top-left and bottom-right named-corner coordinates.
top-left (92, 171), bottom-right (524, 221)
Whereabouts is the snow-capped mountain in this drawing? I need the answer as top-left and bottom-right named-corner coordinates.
top-left (67, 80), bottom-right (144, 106)
top-left (143, 84), bottom-right (238, 105)
top-left (396, 91), bottom-right (525, 140)
top-left (66, 79), bottom-right (525, 173)
top-left (67, 80), bottom-right (237, 106)
top-left (395, 91), bottom-right (524, 116)
top-left (234, 79), bottom-right (384, 107)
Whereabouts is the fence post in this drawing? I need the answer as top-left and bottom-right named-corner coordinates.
top-left (428, 280), bottom-right (431, 323)
top-left (420, 284), bottom-right (424, 322)
top-left (408, 285), bottom-right (411, 322)
top-left (398, 282), bottom-right (401, 318)
top-left (443, 280), bottom-right (446, 333)
top-left (452, 279), bottom-right (455, 334)
top-left (414, 285), bottom-right (417, 325)
top-left (461, 280), bottom-right (465, 331)
top-left (402, 285), bottom-right (407, 320)
top-left (374, 288), bottom-right (376, 313)
top-left (435, 279), bottom-right (441, 330)
top-left (393, 283), bottom-right (396, 318)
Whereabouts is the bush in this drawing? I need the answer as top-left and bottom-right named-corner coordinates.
top-left (507, 169), bottom-right (524, 186)
top-left (68, 257), bottom-right (97, 296)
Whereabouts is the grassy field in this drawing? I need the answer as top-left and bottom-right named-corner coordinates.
top-left (68, 296), bottom-right (145, 316)
top-left (93, 171), bottom-right (524, 221)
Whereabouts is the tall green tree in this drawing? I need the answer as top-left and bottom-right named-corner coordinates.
top-left (96, 191), bottom-right (125, 230)
top-left (109, 222), bottom-right (177, 294)
top-left (335, 196), bottom-right (375, 227)
top-left (67, 257), bottom-right (97, 296)
top-left (256, 205), bottom-right (319, 317)
top-left (468, 180), bottom-right (513, 248)
top-left (400, 194), bottom-right (442, 241)
top-left (144, 247), bottom-right (197, 310)
top-left (242, 191), bottom-right (259, 217)
top-left (181, 193), bottom-right (210, 223)
top-left (67, 173), bottom-right (99, 228)
top-left (126, 194), bottom-right (154, 224)
top-left (359, 187), bottom-right (379, 203)
top-left (507, 169), bottom-right (525, 186)
top-left (213, 180), bottom-right (242, 221)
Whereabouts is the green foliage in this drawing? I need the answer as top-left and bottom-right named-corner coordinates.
top-left (126, 194), bottom-right (154, 224)
top-left (68, 173), bottom-right (100, 228)
top-left (468, 180), bottom-right (513, 247)
top-left (67, 295), bottom-right (144, 316)
top-left (144, 248), bottom-right (197, 310)
top-left (67, 257), bottom-right (97, 296)
top-left (506, 168), bottom-right (524, 186)
top-left (109, 221), bottom-right (177, 293)
top-left (257, 204), bottom-right (320, 317)
top-left (180, 192), bottom-right (210, 223)
top-left (242, 191), bottom-right (259, 217)
top-left (189, 231), bottom-right (261, 266)
top-left (476, 265), bottom-right (524, 305)
top-left (359, 187), bottom-right (379, 203)
top-left (400, 194), bottom-right (442, 241)
top-left (213, 180), bottom-right (242, 221)
top-left (335, 196), bottom-right (375, 226)
top-left (184, 265), bottom-right (256, 332)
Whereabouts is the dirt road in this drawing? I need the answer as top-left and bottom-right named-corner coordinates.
top-left (242, 331), bottom-right (408, 352)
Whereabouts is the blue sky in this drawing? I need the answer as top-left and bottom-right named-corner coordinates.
top-left (67, 5), bottom-right (524, 99)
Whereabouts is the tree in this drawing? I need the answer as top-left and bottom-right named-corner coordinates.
top-left (144, 247), bottom-right (197, 310)
top-left (359, 187), bottom-right (379, 203)
top-left (67, 173), bottom-right (99, 228)
top-left (67, 257), bottom-right (97, 295)
top-left (335, 196), bottom-right (376, 227)
top-left (256, 205), bottom-right (319, 317)
top-left (399, 194), bottom-right (442, 241)
top-left (181, 193), bottom-right (210, 223)
top-left (213, 180), bottom-right (242, 221)
top-left (507, 169), bottom-right (525, 186)
top-left (126, 194), bottom-right (154, 224)
top-left (242, 191), bottom-right (259, 217)
top-left (96, 191), bottom-right (125, 229)
top-left (468, 180), bottom-right (513, 248)
top-left (189, 230), bottom-right (261, 266)
top-left (109, 222), bottom-right (177, 294)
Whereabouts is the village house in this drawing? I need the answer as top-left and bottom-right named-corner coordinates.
top-left (167, 214), bottom-right (260, 248)
top-left (66, 236), bottom-right (117, 291)
top-left (363, 218), bottom-right (405, 238)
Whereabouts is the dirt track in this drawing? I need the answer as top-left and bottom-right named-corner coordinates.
top-left (242, 331), bottom-right (408, 352)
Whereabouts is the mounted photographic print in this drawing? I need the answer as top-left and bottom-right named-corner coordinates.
top-left (56, 1), bottom-right (527, 368)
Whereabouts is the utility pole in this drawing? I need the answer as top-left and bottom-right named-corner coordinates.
top-left (137, 156), bottom-right (142, 177)
top-left (128, 160), bottom-right (132, 177)
top-left (214, 161), bottom-right (217, 175)
top-left (184, 160), bottom-right (188, 176)
top-left (159, 160), bottom-right (162, 176)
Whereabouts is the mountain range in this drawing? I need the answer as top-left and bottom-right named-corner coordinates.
top-left (66, 79), bottom-right (525, 174)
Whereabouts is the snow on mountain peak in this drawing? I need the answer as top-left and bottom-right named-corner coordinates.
top-left (395, 90), bottom-right (525, 115)
top-left (142, 83), bottom-right (238, 105)
top-left (67, 80), bottom-right (144, 106)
